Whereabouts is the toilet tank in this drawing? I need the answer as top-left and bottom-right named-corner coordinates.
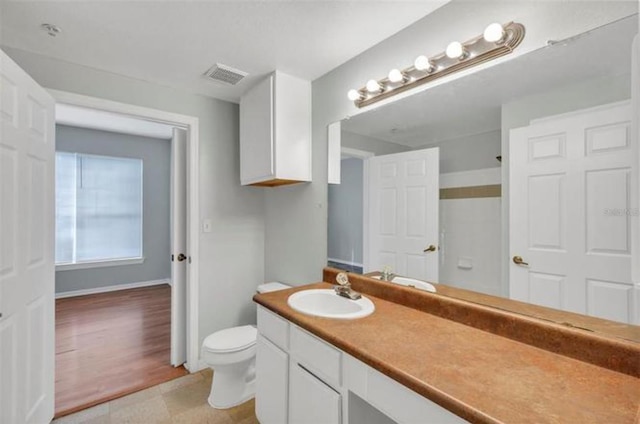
top-left (256, 282), bottom-right (290, 294)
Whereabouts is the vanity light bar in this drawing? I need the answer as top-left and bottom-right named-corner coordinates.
top-left (348, 22), bottom-right (525, 108)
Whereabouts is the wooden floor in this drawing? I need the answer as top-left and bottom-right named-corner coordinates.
top-left (55, 285), bottom-right (188, 418)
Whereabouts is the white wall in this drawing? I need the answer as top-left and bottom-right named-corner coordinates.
top-left (414, 130), bottom-right (502, 174)
top-left (264, 0), bottom-right (638, 285)
top-left (439, 168), bottom-right (502, 296)
top-left (342, 131), bottom-right (409, 156)
top-left (1, 46), bottom-right (266, 356)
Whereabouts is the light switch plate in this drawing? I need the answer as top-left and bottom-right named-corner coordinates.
top-left (203, 219), bottom-right (212, 233)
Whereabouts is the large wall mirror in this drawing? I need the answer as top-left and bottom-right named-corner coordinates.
top-left (327, 15), bottom-right (639, 340)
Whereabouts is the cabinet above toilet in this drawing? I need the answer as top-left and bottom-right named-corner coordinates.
top-left (240, 71), bottom-right (312, 187)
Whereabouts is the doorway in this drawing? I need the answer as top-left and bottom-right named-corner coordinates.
top-left (49, 91), bottom-right (200, 416)
top-left (327, 148), bottom-right (373, 274)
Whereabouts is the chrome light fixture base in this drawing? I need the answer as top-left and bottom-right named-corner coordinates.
top-left (351, 22), bottom-right (525, 108)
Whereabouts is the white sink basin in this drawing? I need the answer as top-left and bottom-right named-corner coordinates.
top-left (287, 289), bottom-right (375, 319)
top-left (371, 275), bottom-right (437, 293)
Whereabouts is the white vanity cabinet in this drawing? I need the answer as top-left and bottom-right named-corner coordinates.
top-left (289, 363), bottom-right (341, 424)
top-left (255, 305), bottom-right (467, 424)
top-left (256, 307), bottom-right (290, 424)
top-left (239, 71), bottom-right (311, 187)
top-left (255, 335), bottom-right (289, 424)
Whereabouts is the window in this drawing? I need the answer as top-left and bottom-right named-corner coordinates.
top-left (55, 152), bottom-right (143, 267)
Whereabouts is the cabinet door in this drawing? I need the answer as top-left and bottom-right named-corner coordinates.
top-left (289, 362), bottom-right (341, 424)
top-left (256, 335), bottom-right (288, 424)
top-left (240, 75), bottom-right (274, 185)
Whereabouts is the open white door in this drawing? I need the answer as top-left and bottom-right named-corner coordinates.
top-left (365, 148), bottom-right (439, 282)
top-left (170, 127), bottom-right (187, 366)
top-left (510, 101), bottom-right (637, 324)
top-left (0, 50), bottom-right (55, 423)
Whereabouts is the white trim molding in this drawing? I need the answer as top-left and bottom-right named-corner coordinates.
top-left (48, 89), bottom-right (201, 372)
top-left (328, 258), bottom-right (364, 268)
top-left (56, 257), bottom-right (145, 272)
top-left (55, 278), bottom-right (170, 299)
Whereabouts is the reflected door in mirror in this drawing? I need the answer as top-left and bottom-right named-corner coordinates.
top-left (366, 148), bottom-right (439, 282)
top-left (510, 101), bottom-right (636, 324)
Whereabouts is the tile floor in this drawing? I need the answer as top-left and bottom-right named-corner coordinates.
top-left (52, 369), bottom-right (259, 424)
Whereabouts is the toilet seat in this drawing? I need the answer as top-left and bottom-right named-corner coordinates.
top-left (203, 325), bottom-right (257, 353)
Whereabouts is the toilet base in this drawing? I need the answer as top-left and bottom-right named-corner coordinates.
top-left (207, 358), bottom-right (256, 410)
top-left (208, 389), bottom-right (255, 410)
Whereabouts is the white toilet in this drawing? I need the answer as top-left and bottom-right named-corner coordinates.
top-left (201, 282), bottom-right (290, 409)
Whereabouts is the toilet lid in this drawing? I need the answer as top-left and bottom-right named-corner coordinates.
top-left (203, 325), bottom-right (257, 353)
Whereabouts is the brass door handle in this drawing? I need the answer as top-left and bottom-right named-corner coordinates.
top-left (177, 253), bottom-right (187, 262)
top-left (423, 245), bottom-right (437, 253)
top-left (513, 255), bottom-right (529, 266)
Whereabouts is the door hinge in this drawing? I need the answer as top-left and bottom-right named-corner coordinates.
top-left (188, 256), bottom-right (192, 264)
top-left (171, 254), bottom-right (174, 262)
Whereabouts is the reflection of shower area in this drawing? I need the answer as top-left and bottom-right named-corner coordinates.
top-left (327, 135), bottom-right (504, 295)
top-left (439, 167), bottom-right (503, 297)
top-left (328, 158), bottom-right (364, 274)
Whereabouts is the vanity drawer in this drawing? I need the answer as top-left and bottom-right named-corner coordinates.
top-left (257, 306), bottom-right (289, 350)
top-left (290, 325), bottom-right (341, 388)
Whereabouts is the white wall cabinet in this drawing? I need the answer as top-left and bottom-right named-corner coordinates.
top-left (256, 306), bottom-right (468, 424)
top-left (240, 71), bottom-right (311, 187)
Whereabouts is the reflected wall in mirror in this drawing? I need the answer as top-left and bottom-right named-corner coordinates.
top-left (327, 15), bottom-right (640, 338)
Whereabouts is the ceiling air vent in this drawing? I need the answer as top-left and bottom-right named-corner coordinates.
top-left (203, 63), bottom-right (248, 86)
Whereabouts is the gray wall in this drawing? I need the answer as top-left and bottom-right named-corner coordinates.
top-left (263, 0), bottom-right (637, 285)
top-left (55, 125), bottom-right (171, 294)
top-left (415, 130), bottom-right (502, 174)
top-left (3, 46), bottom-right (266, 353)
top-left (342, 131), bottom-right (409, 156)
top-left (328, 158), bottom-right (363, 265)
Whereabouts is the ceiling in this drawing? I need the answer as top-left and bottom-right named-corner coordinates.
top-left (0, 1), bottom-right (448, 103)
top-left (57, 104), bottom-right (175, 139)
top-left (342, 15), bottom-right (638, 148)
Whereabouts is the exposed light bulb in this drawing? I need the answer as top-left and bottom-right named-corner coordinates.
top-left (388, 69), bottom-right (405, 83)
top-left (414, 55), bottom-right (433, 72)
top-left (366, 79), bottom-right (382, 93)
top-left (347, 89), bottom-right (362, 101)
top-left (483, 23), bottom-right (505, 43)
top-left (445, 41), bottom-right (466, 59)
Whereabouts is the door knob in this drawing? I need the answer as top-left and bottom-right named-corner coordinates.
top-left (512, 255), bottom-right (529, 266)
top-left (177, 253), bottom-right (187, 262)
top-left (423, 245), bottom-right (437, 253)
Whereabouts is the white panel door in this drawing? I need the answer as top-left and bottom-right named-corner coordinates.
top-left (510, 101), bottom-right (637, 324)
top-left (170, 127), bottom-right (187, 366)
top-left (0, 50), bottom-right (55, 423)
top-left (366, 148), bottom-right (439, 282)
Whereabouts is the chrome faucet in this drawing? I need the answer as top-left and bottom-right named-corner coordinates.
top-left (380, 266), bottom-right (396, 282)
top-left (334, 272), bottom-right (362, 300)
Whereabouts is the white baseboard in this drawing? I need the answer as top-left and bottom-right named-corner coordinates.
top-left (328, 258), bottom-right (364, 268)
top-left (55, 278), bottom-right (171, 299)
